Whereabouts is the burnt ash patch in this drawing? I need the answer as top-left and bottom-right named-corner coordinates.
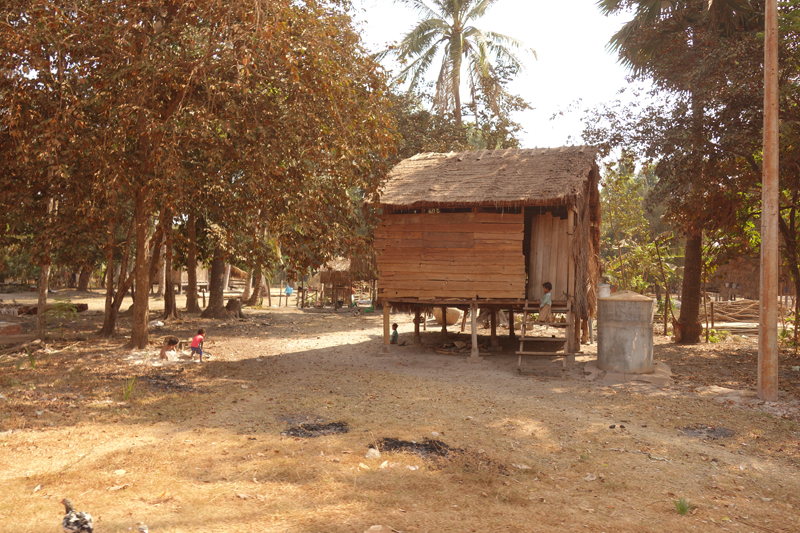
top-left (282, 421), bottom-right (349, 438)
top-left (680, 424), bottom-right (735, 439)
top-left (142, 374), bottom-right (197, 393)
top-left (376, 438), bottom-right (458, 459)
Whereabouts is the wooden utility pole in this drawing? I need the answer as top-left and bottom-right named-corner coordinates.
top-left (759, 0), bottom-right (779, 402)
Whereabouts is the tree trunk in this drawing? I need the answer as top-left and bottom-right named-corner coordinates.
top-left (201, 247), bottom-right (230, 318)
top-left (678, 229), bottom-right (703, 344)
top-left (241, 268), bottom-right (253, 301)
top-left (155, 244), bottom-right (166, 297)
top-left (77, 265), bottom-right (91, 291)
top-left (778, 203), bottom-right (800, 355)
top-left (130, 193), bottom-right (152, 348)
top-left (185, 212), bottom-right (202, 313)
top-left (101, 218), bottom-right (135, 337)
top-left (36, 261), bottom-right (51, 340)
top-left (263, 274), bottom-right (271, 306)
top-left (450, 25), bottom-right (463, 128)
top-left (103, 228), bottom-right (115, 329)
top-left (222, 263), bottom-right (232, 293)
top-left (162, 230), bottom-right (178, 320)
top-left (36, 198), bottom-right (55, 340)
top-left (246, 264), bottom-right (263, 306)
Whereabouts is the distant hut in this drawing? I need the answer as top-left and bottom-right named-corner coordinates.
top-left (375, 147), bottom-right (601, 357)
top-left (320, 253), bottom-right (378, 308)
top-left (709, 254), bottom-right (795, 302)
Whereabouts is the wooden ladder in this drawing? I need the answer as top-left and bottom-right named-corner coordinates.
top-left (516, 300), bottom-right (571, 374)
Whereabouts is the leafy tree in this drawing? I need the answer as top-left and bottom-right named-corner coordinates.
top-left (1, 0), bottom-right (397, 346)
top-left (387, 0), bottom-right (531, 126)
top-left (388, 89), bottom-right (470, 162)
top-left (593, 0), bottom-right (763, 343)
top-left (466, 65), bottom-right (531, 150)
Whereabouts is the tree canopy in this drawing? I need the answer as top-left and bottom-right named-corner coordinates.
top-left (0, 0), bottom-right (397, 346)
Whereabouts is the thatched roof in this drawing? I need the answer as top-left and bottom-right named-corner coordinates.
top-left (323, 257), bottom-right (351, 272)
top-left (321, 255), bottom-right (376, 282)
top-left (380, 146), bottom-right (599, 209)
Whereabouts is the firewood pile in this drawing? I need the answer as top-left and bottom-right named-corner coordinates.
top-left (701, 299), bottom-right (760, 323)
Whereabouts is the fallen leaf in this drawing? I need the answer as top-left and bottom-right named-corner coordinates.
top-left (108, 484), bottom-right (130, 491)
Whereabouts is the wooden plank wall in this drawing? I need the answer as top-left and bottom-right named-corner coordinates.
top-left (376, 212), bottom-right (526, 299)
top-left (528, 212), bottom-right (570, 301)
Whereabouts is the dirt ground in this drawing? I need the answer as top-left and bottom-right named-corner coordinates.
top-left (2, 289), bottom-right (800, 532)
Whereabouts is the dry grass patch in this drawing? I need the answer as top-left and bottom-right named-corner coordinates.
top-left (3, 305), bottom-right (800, 531)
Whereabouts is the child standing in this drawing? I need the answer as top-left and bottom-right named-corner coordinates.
top-left (390, 323), bottom-right (399, 344)
top-left (191, 328), bottom-right (205, 362)
top-left (538, 282), bottom-right (553, 323)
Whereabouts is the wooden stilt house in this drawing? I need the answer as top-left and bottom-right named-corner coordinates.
top-left (375, 147), bottom-right (601, 359)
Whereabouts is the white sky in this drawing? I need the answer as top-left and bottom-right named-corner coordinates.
top-left (353, 0), bottom-right (638, 149)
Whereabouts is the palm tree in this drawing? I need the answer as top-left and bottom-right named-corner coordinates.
top-left (598, 0), bottom-right (754, 74)
top-left (389, 0), bottom-right (532, 127)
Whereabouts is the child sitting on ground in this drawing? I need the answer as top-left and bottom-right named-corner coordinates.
top-left (390, 323), bottom-right (399, 344)
top-left (159, 336), bottom-right (179, 360)
top-left (538, 282), bottom-right (553, 323)
top-left (191, 328), bottom-right (205, 362)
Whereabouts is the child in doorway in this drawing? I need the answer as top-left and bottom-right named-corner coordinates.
top-left (538, 282), bottom-right (553, 323)
top-left (191, 328), bottom-right (205, 362)
top-left (390, 323), bottom-right (399, 344)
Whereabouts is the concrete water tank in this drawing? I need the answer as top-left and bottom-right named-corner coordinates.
top-left (597, 290), bottom-right (655, 374)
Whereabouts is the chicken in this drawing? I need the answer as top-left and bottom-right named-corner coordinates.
top-left (61, 498), bottom-right (93, 533)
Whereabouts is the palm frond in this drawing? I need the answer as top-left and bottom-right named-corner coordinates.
top-left (394, 0), bottom-right (446, 21)
top-left (397, 41), bottom-right (442, 89)
top-left (465, 0), bottom-right (500, 22)
top-left (482, 30), bottom-right (535, 62)
top-left (467, 28), bottom-right (526, 71)
top-left (597, 0), bottom-right (675, 17)
top-left (395, 18), bottom-right (449, 61)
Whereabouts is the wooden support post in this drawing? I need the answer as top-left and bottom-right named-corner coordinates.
top-left (460, 308), bottom-right (468, 332)
top-left (566, 300), bottom-right (576, 355)
top-left (489, 309), bottom-right (500, 351)
top-left (441, 306), bottom-right (447, 339)
top-left (469, 301), bottom-right (481, 361)
top-left (382, 303), bottom-right (391, 354)
top-left (711, 301), bottom-right (715, 329)
top-left (509, 310), bottom-right (515, 340)
top-left (414, 306), bottom-right (421, 345)
top-left (566, 207), bottom-right (576, 356)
